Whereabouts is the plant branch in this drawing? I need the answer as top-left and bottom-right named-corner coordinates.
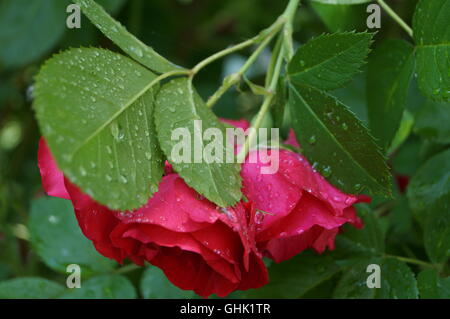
top-left (376, 0), bottom-right (413, 37)
top-left (384, 254), bottom-right (437, 269)
top-left (237, 44), bottom-right (285, 163)
top-left (206, 22), bottom-right (283, 108)
top-left (237, 0), bottom-right (299, 162)
top-left (191, 17), bottom-right (286, 78)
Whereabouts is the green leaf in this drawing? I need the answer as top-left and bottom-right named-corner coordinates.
top-left (140, 267), bottom-right (196, 299)
top-left (424, 194), bottom-right (450, 264)
top-left (417, 269), bottom-right (450, 299)
top-left (407, 149), bottom-right (450, 226)
top-left (367, 39), bottom-right (415, 150)
top-left (60, 275), bottom-right (136, 299)
top-left (73, 0), bottom-right (182, 73)
top-left (377, 259), bottom-right (419, 299)
top-left (242, 251), bottom-right (342, 298)
top-left (0, 0), bottom-right (68, 68)
top-left (334, 258), bottom-right (419, 299)
top-left (28, 197), bottom-right (115, 274)
top-left (413, 0), bottom-right (450, 101)
top-left (333, 257), bottom-right (381, 299)
top-left (288, 83), bottom-right (391, 196)
top-left (288, 32), bottom-right (372, 91)
top-left (0, 277), bottom-right (65, 299)
top-left (154, 77), bottom-right (242, 208)
top-left (414, 100), bottom-right (450, 144)
top-left (34, 48), bottom-right (164, 210)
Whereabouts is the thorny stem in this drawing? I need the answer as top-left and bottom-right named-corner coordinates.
top-left (376, 0), bottom-right (413, 37)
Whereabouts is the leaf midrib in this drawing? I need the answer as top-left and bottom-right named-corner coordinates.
top-left (186, 79), bottom-right (223, 205)
top-left (70, 77), bottom-right (158, 160)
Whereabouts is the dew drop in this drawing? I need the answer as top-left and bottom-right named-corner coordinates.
top-left (120, 175), bottom-right (128, 184)
top-left (321, 166), bottom-right (332, 178)
top-left (129, 46), bottom-right (144, 58)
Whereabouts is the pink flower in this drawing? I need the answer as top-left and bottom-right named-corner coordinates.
top-left (240, 128), bottom-right (369, 263)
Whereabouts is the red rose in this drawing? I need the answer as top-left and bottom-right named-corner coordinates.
top-left (38, 139), bottom-right (268, 298)
top-left (37, 120), bottom-right (369, 297)
top-left (241, 129), bottom-right (370, 263)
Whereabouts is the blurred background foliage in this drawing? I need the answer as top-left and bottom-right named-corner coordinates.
top-left (0, 0), bottom-right (448, 298)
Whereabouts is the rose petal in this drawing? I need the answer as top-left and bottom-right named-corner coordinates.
top-left (116, 174), bottom-right (221, 232)
top-left (38, 138), bottom-right (70, 200)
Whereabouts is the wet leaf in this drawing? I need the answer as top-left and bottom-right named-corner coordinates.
top-left (34, 48), bottom-right (164, 210)
top-left (407, 149), bottom-right (450, 226)
top-left (414, 100), bottom-right (450, 144)
top-left (242, 251), bottom-right (342, 298)
top-left (288, 32), bottom-right (372, 91)
top-left (413, 0), bottom-right (450, 101)
top-left (28, 197), bottom-right (115, 274)
top-left (0, 278), bottom-right (65, 299)
top-left (288, 83), bottom-right (392, 196)
top-left (155, 77), bottom-right (242, 208)
top-left (74, 0), bottom-right (183, 73)
top-left (424, 194), bottom-right (450, 264)
top-left (417, 269), bottom-right (450, 299)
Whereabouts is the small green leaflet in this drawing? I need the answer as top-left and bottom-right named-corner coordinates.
top-left (333, 209), bottom-right (418, 299)
top-left (424, 194), bottom-right (450, 264)
top-left (413, 0), bottom-right (450, 101)
top-left (333, 258), bottom-right (419, 299)
top-left (288, 83), bottom-right (391, 196)
top-left (407, 149), bottom-right (450, 226)
top-left (155, 77), bottom-right (242, 208)
top-left (241, 251), bottom-right (342, 298)
top-left (414, 100), bottom-right (450, 144)
top-left (34, 48), bottom-right (164, 210)
top-left (418, 269), bottom-right (450, 299)
top-left (367, 39), bottom-right (415, 151)
top-left (60, 275), bottom-right (136, 299)
top-left (0, 278), bottom-right (65, 299)
top-left (288, 32), bottom-right (372, 91)
top-left (73, 0), bottom-right (183, 74)
top-left (0, 0), bottom-right (68, 68)
top-left (28, 197), bottom-right (115, 274)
